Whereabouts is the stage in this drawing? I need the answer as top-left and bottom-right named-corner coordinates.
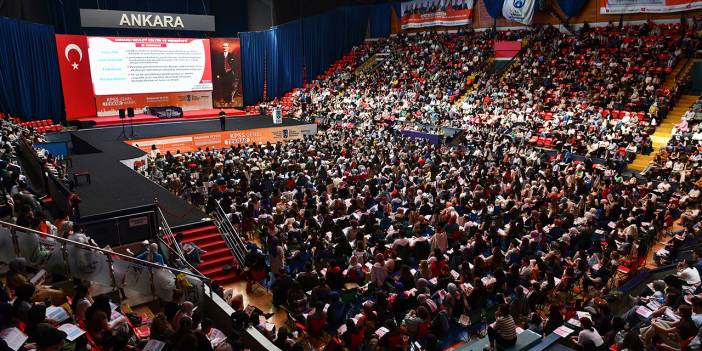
top-left (55, 115), bottom-right (315, 228)
top-left (71, 108), bottom-right (249, 127)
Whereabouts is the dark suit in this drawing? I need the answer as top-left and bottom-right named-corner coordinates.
top-left (219, 111), bottom-right (226, 131)
top-left (213, 52), bottom-right (237, 102)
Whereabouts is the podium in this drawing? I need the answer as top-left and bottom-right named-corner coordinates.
top-left (272, 107), bottom-right (282, 125)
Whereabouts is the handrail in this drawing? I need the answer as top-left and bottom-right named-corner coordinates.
top-left (213, 201), bottom-right (247, 265)
top-left (0, 219), bottom-right (211, 283)
top-left (155, 207), bottom-right (209, 281)
top-left (213, 205), bottom-right (246, 264)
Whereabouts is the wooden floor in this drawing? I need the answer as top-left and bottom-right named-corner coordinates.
top-left (223, 280), bottom-right (289, 328)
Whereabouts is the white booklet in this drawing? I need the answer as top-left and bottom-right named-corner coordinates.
top-left (0, 327), bottom-right (28, 351)
top-left (46, 306), bottom-right (70, 323)
top-left (57, 324), bottom-right (85, 342)
top-left (554, 325), bottom-right (575, 338)
top-left (636, 306), bottom-right (653, 319)
top-left (143, 339), bottom-right (166, 351)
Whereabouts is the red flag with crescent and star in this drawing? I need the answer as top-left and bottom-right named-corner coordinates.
top-left (55, 34), bottom-right (97, 119)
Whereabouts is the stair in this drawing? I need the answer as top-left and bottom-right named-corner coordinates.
top-left (662, 58), bottom-right (693, 89)
top-left (628, 58), bottom-right (696, 172)
top-left (179, 224), bottom-right (240, 284)
top-left (628, 94), bottom-right (699, 172)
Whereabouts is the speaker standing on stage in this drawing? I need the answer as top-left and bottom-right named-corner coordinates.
top-left (219, 109), bottom-right (226, 131)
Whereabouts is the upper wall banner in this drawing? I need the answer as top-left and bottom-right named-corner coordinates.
top-left (80, 9), bottom-right (215, 31)
top-left (502, 0), bottom-right (536, 25)
top-left (600, 0), bottom-right (702, 14)
top-left (401, 0), bottom-right (474, 29)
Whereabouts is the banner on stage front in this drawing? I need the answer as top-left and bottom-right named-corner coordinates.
top-left (210, 38), bottom-right (243, 108)
top-left (401, 0), bottom-right (474, 29)
top-left (502, 0), bottom-right (535, 25)
top-left (94, 91), bottom-right (212, 117)
top-left (600, 0), bottom-right (702, 14)
top-left (128, 124), bottom-right (319, 153)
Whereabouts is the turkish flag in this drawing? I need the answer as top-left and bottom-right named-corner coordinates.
top-left (55, 34), bottom-right (96, 119)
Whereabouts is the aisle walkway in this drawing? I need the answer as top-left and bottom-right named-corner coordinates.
top-left (629, 94), bottom-right (698, 171)
top-left (629, 58), bottom-right (695, 172)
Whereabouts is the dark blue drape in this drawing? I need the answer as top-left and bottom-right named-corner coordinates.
top-left (240, 31), bottom-right (268, 106)
top-left (483, 0), bottom-right (505, 19)
top-left (557, 0), bottom-right (587, 18)
top-left (0, 17), bottom-right (63, 121)
top-left (369, 3), bottom-right (392, 38)
top-left (392, 2), bottom-right (402, 20)
top-left (241, 4), bottom-right (391, 102)
top-left (301, 6), bottom-right (370, 84)
top-left (266, 21), bottom-right (303, 100)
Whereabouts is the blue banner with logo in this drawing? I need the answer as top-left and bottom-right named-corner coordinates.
top-left (502, 0), bottom-right (535, 25)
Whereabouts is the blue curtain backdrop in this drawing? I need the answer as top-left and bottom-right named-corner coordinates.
top-left (241, 3), bottom-right (394, 103)
top-left (369, 3), bottom-right (392, 38)
top-left (392, 2), bottom-right (402, 20)
top-left (240, 31), bottom-right (268, 106)
top-left (301, 6), bottom-right (371, 83)
top-left (557, 0), bottom-right (587, 18)
top-left (0, 17), bottom-right (63, 121)
top-left (266, 21), bottom-right (303, 100)
top-left (483, 0), bottom-right (505, 19)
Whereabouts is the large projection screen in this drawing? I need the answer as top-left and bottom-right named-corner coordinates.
top-left (87, 37), bottom-right (213, 116)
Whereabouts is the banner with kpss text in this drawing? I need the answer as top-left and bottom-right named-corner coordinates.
top-left (128, 124), bottom-right (318, 154)
top-left (600, 0), bottom-right (702, 14)
top-left (401, 0), bottom-right (474, 29)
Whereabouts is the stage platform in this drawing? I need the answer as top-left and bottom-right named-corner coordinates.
top-left (59, 115), bottom-right (313, 228)
top-left (72, 108), bottom-right (249, 127)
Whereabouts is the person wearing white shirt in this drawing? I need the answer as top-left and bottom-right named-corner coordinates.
top-left (677, 260), bottom-right (702, 287)
top-left (572, 317), bottom-right (604, 348)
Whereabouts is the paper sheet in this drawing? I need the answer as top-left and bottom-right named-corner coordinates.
top-left (0, 328), bottom-right (28, 351)
top-left (554, 325), bottom-right (575, 338)
top-left (57, 324), bottom-right (85, 342)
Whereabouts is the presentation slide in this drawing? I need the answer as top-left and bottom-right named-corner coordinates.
top-left (88, 37), bottom-right (212, 96)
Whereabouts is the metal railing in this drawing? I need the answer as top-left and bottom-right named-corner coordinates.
top-left (0, 219), bottom-right (211, 302)
top-left (155, 207), bottom-right (209, 279)
top-left (212, 201), bottom-right (247, 265)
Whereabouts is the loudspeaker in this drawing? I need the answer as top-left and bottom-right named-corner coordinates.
top-left (127, 107), bottom-right (134, 118)
top-left (118, 109), bottom-right (126, 119)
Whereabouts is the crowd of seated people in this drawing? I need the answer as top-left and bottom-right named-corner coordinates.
top-left (280, 23), bottom-right (698, 166)
top-left (455, 23), bottom-right (690, 162)
top-left (651, 95), bottom-right (702, 182)
top-left (141, 110), bottom-right (702, 350)
top-left (0, 116), bottom-right (255, 351)
top-left (284, 29), bottom-right (500, 127)
top-left (132, 21), bottom-right (702, 351)
top-left (0, 255), bottom-right (254, 351)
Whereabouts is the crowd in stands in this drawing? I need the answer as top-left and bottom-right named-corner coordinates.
top-left (650, 96), bottom-right (702, 182)
top-left (0, 255), bottom-right (248, 351)
top-left (134, 21), bottom-right (702, 351)
top-left (285, 29), bottom-right (499, 127)
top-left (142, 112), bottom-right (702, 351)
top-left (0, 116), bottom-right (242, 351)
top-left (283, 22), bottom-right (698, 165)
top-left (4, 20), bottom-right (702, 351)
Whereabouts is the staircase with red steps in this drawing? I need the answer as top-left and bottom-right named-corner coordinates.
top-left (178, 223), bottom-right (239, 285)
